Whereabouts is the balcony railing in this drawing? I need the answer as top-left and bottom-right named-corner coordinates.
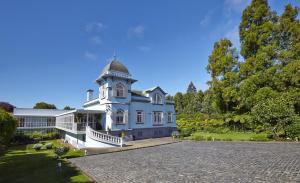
top-left (86, 126), bottom-right (123, 147)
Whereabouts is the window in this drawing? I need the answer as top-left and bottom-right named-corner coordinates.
top-left (167, 112), bottom-right (172, 123)
top-left (115, 83), bottom-right (125, 97)
top-left (101, 85), bottom-right (106, 99)
top-left (47, 117), bottom-right (55, 126)
top-left (153, 112), bottom-right (163, 125)
top-left (116, 110), bottom-right (124, 124)
top-left (153, 93), bottom-right (163, 104)
top-left (136, 111), bottom-right (143, 123)
top-left (18, 117), bottom-right (25, 127)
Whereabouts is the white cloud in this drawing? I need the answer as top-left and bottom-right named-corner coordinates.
top-left (90, 36), bottom-right (102, 45)
top-left (200, 11), bottom-right (213, 27)
top-left (137, 46), bottom-right (151, 52)
top-left (128, 25), bottom-right (145, 39)
top-left (85, 22), bottom-right (106, 33)
top-left (84, 51), bottom-right (98, 60)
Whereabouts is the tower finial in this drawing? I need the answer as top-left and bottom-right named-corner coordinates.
top-left (113, 50), bottom-right (116, 60)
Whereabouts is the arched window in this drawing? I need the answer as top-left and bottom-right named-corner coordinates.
top-left (154, 93), bottom-right (163, 104)
top-left (115, 83), bottom-right (125, 97)
top-left (115, 110), bottom-right (124, 124)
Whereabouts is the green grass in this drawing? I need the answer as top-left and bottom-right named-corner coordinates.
top-left (0, 140), bottom-right (92, 183)
top-left (186, 131), bottom-right (269, 141)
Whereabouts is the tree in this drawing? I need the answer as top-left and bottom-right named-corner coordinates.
top-left (0, 109), bottom-right (17, 145)
top-left (201, 90), bottom-right (214, 115)
top-left (206, 39), bottom-right (239, 113)
top-left (276, 4), bottom-right (300, 66)
top-left (166, 95), bottom-right (174, 101)
top-left (239, 0), bottom-right (276, 60)
top-left (251, 97), bottom-right (296, 137)
top-left (33, 102), bottom-right (57, 109)
top-left (0, 102), bottom-right (15, 113)
top-left (187, 82), bottom-right (197, 94)
top-left (64, 106), bottom-right (75, 110)
top-left (174, 92), bottom-right (184, 114)
top-left (207, 39), bottom-right (238, 79)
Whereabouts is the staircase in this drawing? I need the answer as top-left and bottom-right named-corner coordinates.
top-left (86, 126), bottom-right (123, 147)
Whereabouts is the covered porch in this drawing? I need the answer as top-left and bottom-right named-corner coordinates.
top-left (55, 109), bottom-right (106, 134)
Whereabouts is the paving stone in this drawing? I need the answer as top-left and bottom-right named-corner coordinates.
top-left (70, 141), bottom-right (300, 183)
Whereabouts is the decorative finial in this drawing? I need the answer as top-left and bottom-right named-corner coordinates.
top-left (113, 50), bottom-right (116, 60)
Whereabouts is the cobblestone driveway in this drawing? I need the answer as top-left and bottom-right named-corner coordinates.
top-left (70, 141), bottom-right (300, 183)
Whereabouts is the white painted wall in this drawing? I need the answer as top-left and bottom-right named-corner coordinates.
top-left (65, 133), bottom-right (115, 149)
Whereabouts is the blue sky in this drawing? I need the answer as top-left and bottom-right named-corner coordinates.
top-left (0, 0), bottom-right (299, 109)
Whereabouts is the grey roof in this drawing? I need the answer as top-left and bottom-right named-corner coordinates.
top-left (13, 108), bottom-right (69, 117)
top-left (101, 60), bottom-right (129, 75)
top-left (131, 90), bottom-right (147, 97)
top-left (57, 109), bottom-right (105, 116)
top-left (144, 86), bottom-right (167, 95)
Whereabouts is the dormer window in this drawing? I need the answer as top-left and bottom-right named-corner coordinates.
top-left (114, 83), bottom-right (126, 98)
top-left (153, 93), bottom-right (163, 104)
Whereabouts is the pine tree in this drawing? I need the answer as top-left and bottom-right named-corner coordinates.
top-left (239, 0), bottom-right (277, 78)
top-left (187, 82), bottom-right (197, 93)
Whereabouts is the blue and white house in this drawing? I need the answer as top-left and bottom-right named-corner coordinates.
top-left (14, 57), bottom-right (176, 148)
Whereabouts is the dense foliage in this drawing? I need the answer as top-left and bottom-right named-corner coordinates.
top-left (0, 110), bottom-right (17, 145)
top-left (12, 131), bottom-right (60, 144)
top-left (174, 0), bottom-right (300, 139)
top-left (0, 102), bottom-right (15, 113)
top-left (0, 109), bottom-right (17, 146)
top-left (33, 102), bottom-right (57, 109)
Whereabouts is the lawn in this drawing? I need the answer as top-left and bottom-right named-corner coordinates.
top-left (0, 140), bottom-right (92, 183)
top-left (186, 131), bottom-right (269, 141)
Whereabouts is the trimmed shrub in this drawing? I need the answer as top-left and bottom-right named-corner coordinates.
top-left (33, 144), bottom-right (43, 151)
top-left (45, 143), bottom-right (53, 149)
top-left (54, 146), bottom-right (70, 158)
top-left (171, 131), bottom-right (180, 138)
top-left (11, 134), bottom-right (33, 144)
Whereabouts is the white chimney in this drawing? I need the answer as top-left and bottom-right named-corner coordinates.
top-left (86, 89), bottom-right (94, 101)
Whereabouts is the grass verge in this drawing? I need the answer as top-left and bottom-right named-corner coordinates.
top-left (0, 140), bottom-right (91, 183)
top-left (186, 131), bottom-right (269, 141)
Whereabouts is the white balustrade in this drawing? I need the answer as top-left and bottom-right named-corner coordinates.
top-left (86, 126), bottom-right (123, 147)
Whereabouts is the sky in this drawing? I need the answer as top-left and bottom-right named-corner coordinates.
top-left (0, 0), bottom-right (299, 109)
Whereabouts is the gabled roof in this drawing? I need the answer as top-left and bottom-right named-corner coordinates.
top-left (144, 86), bottom-right (167, 95)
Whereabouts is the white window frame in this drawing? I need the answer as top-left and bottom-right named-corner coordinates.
top-left (114, 83), bottom-right (126, 98)
top-left (167, 112), bottom-right (172, 123)
top-left (115, 110), bottom-right (124, 124)
top-left (101, 85), bottom-right (106, 99)
top-left (114, 109), bottom-right (128, 125)
top-left (136, 110), bottom-right (143, 123)
top-left (153, 111), bottom-right (163, 125)
top-left (153, 93), bottom-right (163, 104)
